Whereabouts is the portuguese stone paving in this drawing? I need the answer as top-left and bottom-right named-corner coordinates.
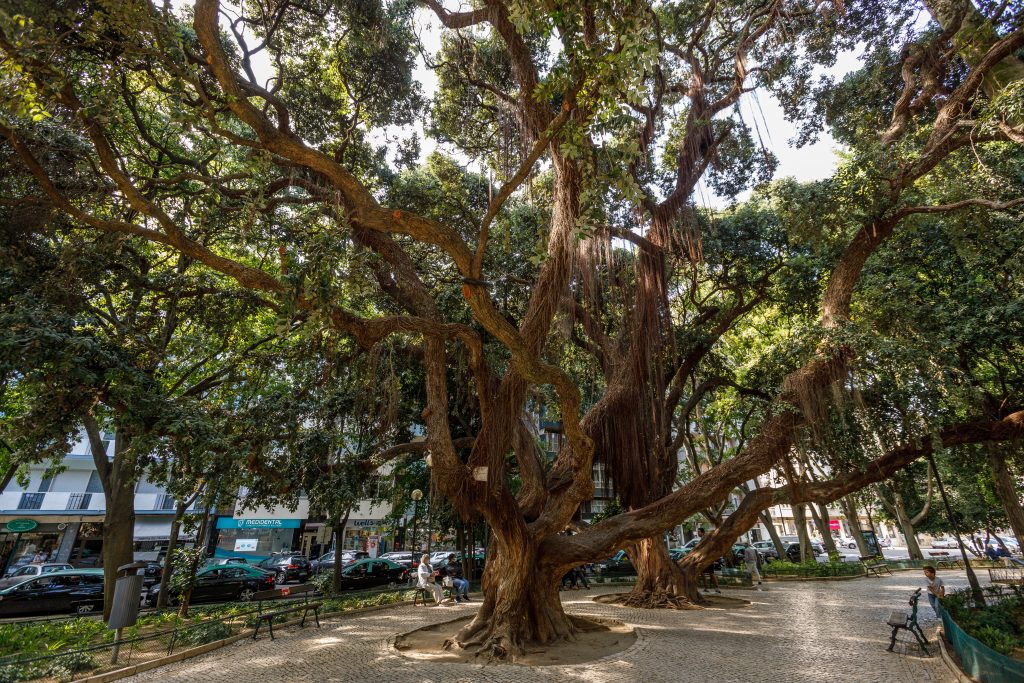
top-left (123, 571), bottom-right (980, 682)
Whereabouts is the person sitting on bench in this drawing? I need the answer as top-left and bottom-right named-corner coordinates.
top-left (417, 554), bottom-right (446, 606)
top-left (445, 554), bottom-right (471, 602)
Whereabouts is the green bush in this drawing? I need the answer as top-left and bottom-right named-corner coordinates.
top-left (943, 588), bottom-right (1024, 656)
top-left (175, 620), bottom-right (232, 647)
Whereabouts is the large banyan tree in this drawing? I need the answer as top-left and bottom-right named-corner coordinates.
top-left (2, 0), bottom-right (1024, 659)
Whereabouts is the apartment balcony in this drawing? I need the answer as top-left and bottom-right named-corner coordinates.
top-left (0, 491), bottom-right (201, 515)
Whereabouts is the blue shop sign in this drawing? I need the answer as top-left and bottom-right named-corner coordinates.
top-left (216, 518), bottom-right (302, 530)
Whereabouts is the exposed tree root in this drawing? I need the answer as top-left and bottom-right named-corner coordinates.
top-left (613, 589), bottom-right (703, 610)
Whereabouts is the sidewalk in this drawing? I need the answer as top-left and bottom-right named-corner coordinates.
top-left (121, 572), bottom-right (971, 683)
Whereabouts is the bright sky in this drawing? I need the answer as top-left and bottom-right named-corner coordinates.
top-left (228, 2), bottom-right (865, 208)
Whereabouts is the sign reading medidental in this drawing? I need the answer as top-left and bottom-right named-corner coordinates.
top-left (216, 518), bottom-right (302, 530)
top-left (4, 519), bottom-right (38, 533)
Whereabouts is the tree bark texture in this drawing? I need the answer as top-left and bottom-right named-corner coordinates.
top-left (987, 444), bottom-right (1024, 551)
top-left (840, 496), bottom-right (872, 558)
top-left (84, 417), bottom-right (137, 621)
top-left (620, 538), bottom-right (702, 608)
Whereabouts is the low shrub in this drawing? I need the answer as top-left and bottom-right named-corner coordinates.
top-left (943, 587), bottom-right (1024, 657)
top-left (175, 620), bottom-right (233, 647)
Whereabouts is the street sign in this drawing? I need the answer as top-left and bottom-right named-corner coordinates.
top-left (829, 519), bottom-right (840, 531)
top-left (4, 519), bottom-right (38, 533)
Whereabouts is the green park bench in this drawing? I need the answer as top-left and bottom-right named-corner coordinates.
top-left (886, 587), bottom-right (929, 654)
top-left (251, 584), bottom-right (322, 641)
top-left (860, 556), bottom-right (892, 577)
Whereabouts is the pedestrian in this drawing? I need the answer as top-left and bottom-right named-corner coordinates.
top-left (985, 544), bottom-right (999, 562)
top-left (742, 542), bottom-right (766, 590)
top-left (32, 550), bottom-right (46, 564)
top-left (445, 553), bottom-right (471, 602)
top-left (417, 554), bottom-right (445, 606)
top-left (923, 566), bottom-right (944, 617)
top-left (574, 565), bottom-right (591, 590)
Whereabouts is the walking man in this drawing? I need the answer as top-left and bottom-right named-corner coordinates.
top-left (743, 542), bottom-right (766, 590)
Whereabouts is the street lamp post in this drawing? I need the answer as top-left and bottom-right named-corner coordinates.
top-left (410, 489), bottom-right (423, 561)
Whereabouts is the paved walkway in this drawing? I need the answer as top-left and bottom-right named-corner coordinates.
top-left (123, 571), bottom-right (978, 683)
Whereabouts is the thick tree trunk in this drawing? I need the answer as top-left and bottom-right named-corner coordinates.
top-left (987, 444), bottom-right (1024, 551)
top-left (620, 538), bottom-right (702, 608)
top-left (446, 540), bottom-right (576, 660)
top-left (156, 501), bottom-right (187, 609)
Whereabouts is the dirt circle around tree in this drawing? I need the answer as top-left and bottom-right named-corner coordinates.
top-left (393, 614), bottom-right (637, 666)
top-left (592, 592), bottom-right (751, 609)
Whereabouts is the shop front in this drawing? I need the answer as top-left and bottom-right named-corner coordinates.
top-left (213, 518), bottom-right (302, 561)
top-left (0, 518), bottom-right (70, 572)
top-left (343, 519), bottom-right (388, 552)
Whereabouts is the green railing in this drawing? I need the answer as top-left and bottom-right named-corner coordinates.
top-left (940, 601), bottom-right (1024, 683)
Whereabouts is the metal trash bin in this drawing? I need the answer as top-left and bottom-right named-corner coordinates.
top-left (109, 561), bottom-right (147, 664)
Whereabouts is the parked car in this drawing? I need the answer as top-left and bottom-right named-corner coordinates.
top-left (206, 557), bottom-right (251, 567)
top-left (784, 542), bottom-right (826, 562)
top-left (0, 563), bottom-right (75, 590)
top-left (257, 553), bottom-right (312, 583)
top-left (931, 537), bottom-right (957, 549)
top-left (0, 570), bottom-right (104, 616)
top-left (145, 564), bottom-right (275, 606)
top-left (597, 550), bottom-right (635, 576)
top-left (142, 561), bottom-right (164, 587)
top-left (991, 536), bottom-right (1020, 554)
top-left (336, 559), bottom-right (410, 590)
top-left (313, 550), bottom-right (363, 575)
top-left (750, 541), bottom-right (782, 563)
top-left (380, 551), bottom-right (415, 567)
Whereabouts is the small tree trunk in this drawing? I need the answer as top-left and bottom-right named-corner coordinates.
top-left (793, 504), bottom-right (811, 561)
top-left (841, 496), bottom-right (872, 557)
top-left (987, 444), bottom-right (1024, 551)
top-left (759, 510), bottom-right (787, 560)
top-left (84, 418), bottom-right (137, 621)
top-left (809, 504), bottom-right (837, 555)
top-left (621, 538), bottom-right (702, 608)
top-left (156, 501), bottom-right (187, 609)
top-left (892, 493), bottom-right (925, 560)
top-left (331, 510), bottom-right (350, 594)
top-left (178, 506), bottom-right (211, 617)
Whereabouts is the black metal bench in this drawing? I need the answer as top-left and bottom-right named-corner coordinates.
top-left (860, 556), bottom-right (892, 577)
top-left (886, 587), bottom-right (929, 654)
top-left (252, 584), bottom-right (322, 640)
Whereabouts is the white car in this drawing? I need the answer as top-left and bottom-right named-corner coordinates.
top-left (931, 537), bottom-right (957, 549)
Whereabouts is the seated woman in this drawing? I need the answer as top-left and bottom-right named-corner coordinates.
top-left (417, 554), bottom-right (446, 606)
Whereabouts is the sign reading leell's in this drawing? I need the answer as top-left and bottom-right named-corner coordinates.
top-left (4, 518), bottom-right (39, 533)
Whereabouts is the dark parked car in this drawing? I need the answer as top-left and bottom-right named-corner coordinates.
top-left (0, 563), bottom-right (75, 590)
top-left (0, 570), bottom-right (104, 616)
top-left (784, 542), bottom-right (826, 562)
top-left (336, 559), bottom-right (409, 590)
top-left (145, 564), bottom-right (275, 606)
top-left (257, 554), bottom-right (312, 583)
top-left (598, 550), bottom-right (635, 576)
top-left (314, 551), bottom-right (369, 575)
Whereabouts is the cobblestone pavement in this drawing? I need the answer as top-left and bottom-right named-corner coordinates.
top-left (123, 571), bottom-right (981, 683)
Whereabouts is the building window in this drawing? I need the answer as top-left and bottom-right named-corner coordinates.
top-left (86, 471), bottom-right (103, 494)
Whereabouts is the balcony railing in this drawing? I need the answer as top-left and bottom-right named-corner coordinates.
top-left (17, 492), bottom-right (45, 510)
top-left (66, 493), bottom-right (94, 510)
